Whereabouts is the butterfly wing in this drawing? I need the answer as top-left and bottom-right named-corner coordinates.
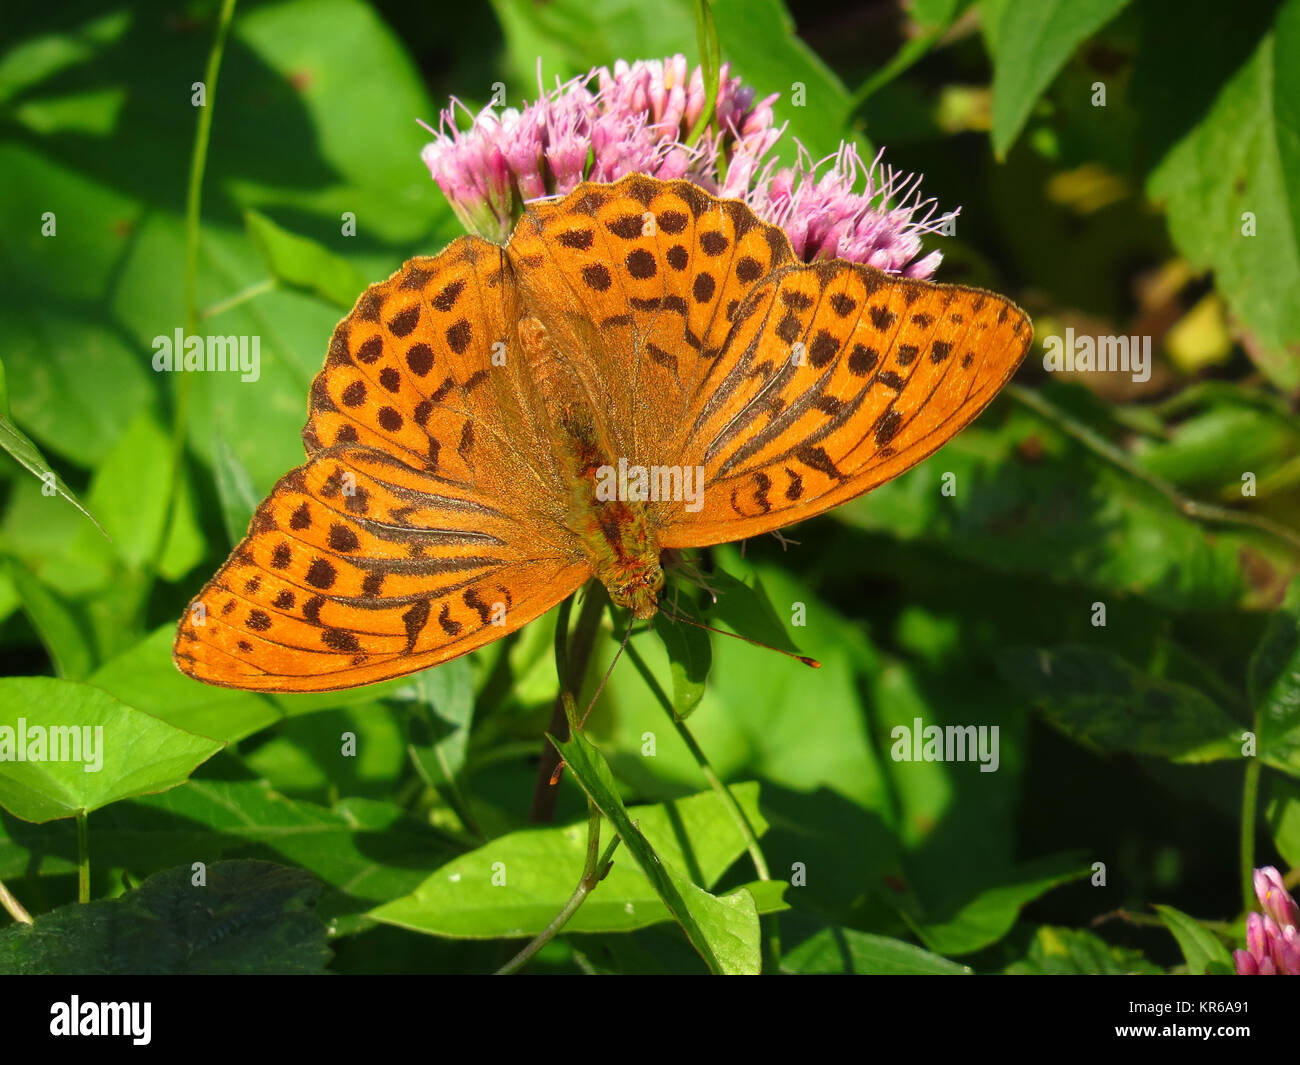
top-left (507, 174), bottom-right (796, 465)
top-left (661, 260), bottom-right (1032, 547)
top-left (506, 176), bottom-right (1030, 549)
top-left (174, 239), bottom-right (587, 692)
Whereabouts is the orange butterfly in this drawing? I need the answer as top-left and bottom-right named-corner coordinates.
top-left (174, 174), bottom-right (1031, 692)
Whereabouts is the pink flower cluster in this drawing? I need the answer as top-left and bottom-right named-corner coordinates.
top-left (1234, 866), bottom-right (1300, 975)
top-left (419, 55), bottom-right (951, 278)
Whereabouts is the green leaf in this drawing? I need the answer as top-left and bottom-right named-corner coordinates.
top-left (1266, 775), bottom-right (1300, 868)
top-left (211, 435), bottom-right (260, 549)
top-left (0, 766), bottom-right (452, 929)
top-left (0, 860), bottom-right (330, 974)
top-left (911, 855), bottom-right (1089, 956)
top-left (1248, 578), bottom-right (1300, 774)
top-left (404, 658), bottom-right (477, 790)
top-left (651, 609), bottom-right (712, 717)
top-left (1004, 926), bottom-right (1163, 974)
top-left (6, 563), bottom-right (95, 680)
top-left (1276, 0), bottom-right (1300, 262)
top-left (0, 356), bottom-right (106, 537)
top-left (781, 928), bottom-right (971, 974)
top-left (552, 730), bottom-right (760, 973)
top-left (990, 0), bottom-right (1132, 157)
top-left (370, 781), bottom-right (772, 946)
top-left (1146, 2), bottom-right (1300, 389)
top-left (997, 645), bottom-right (1244, 764)
top-left (841, 397), bottom-right (1265, 612)
top-left (244, 208), bottom-right (369, 308)
top-left (81, 411), bottom-right (204, 577)
top-left (1153, 904), bottom-right (1236, 975)
top-left (704, 566), bottom-right (808, 657)
top-left (0, 677), bottom-right (222, 822)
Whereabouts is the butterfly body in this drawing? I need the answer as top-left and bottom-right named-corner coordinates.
top-left (175, 174), bottom-right (1030, 692)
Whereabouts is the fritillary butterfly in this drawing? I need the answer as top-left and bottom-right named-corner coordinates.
top-left (174, 174), bottom-right (1031, 691)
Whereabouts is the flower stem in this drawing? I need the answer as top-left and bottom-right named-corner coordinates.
top-left (687, 0), bottom-right (721, 147)
top-left (1241, 756), bottom-right (1261, 910)
top-left (141, 0), bottom-right (238, 612)
top-left (0, 878), bottom-right (32, 924)
top-left (76, 810), bottom-right (90, 904)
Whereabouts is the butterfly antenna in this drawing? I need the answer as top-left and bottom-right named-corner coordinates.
top-left (660, 608), bottom-right (821, 668)
top-left (577, 613), bottom-right (636, 730)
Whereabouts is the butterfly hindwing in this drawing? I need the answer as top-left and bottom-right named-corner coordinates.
top-left (174, 444), bottom-right (588, 691)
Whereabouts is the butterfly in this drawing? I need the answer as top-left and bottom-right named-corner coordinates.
top-left (174, 173), bottom-right (1031, 692)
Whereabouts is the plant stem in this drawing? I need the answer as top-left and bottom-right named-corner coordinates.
top-left (624, 640), bottom-right (780, 965)
top-left (530, 585), bottom-right (608, 822)
top-left (142, 0), bottom-right (238, 611)
top-left (201, 276), bottom-right (276, 320)
top-left (1241, 757), bottom-right (1261, 910)
top-left (1006, 384), bottom-right (1300, 554)
top-left (76, 810), bottom-right (90, 904)
top-left (0, 878), bottom-right (32, 924)
top-left (625, 642), bottom-right (771, 880)
top-left (496, 807), bottom-right (621, 975)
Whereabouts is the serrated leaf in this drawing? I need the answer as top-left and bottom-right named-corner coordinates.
top-left (0, 860), bottom-right (330, 974)
top-left (0, 677), bottom-right (223, 822)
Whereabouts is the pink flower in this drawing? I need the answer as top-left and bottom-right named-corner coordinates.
top-left (1235, 866), bottom-right (1300, 975)
top-left (418, 55), bottom-right (952, 278)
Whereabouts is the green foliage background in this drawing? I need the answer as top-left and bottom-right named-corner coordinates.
top-left (0, 0), bottom-right (1298, 974)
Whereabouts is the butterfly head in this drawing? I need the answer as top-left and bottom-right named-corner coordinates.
top-left (606, 560), bottom-right (664, 620)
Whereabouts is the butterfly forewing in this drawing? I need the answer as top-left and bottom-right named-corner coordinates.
top-left (509, 174), bottom-right (796, 467)
top-left (660, 259), bottom-right (1031, 547)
